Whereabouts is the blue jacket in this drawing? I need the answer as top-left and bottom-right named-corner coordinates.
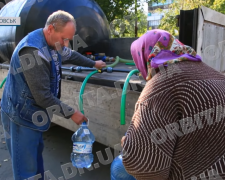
top-left (1, 28), bottom-right (60, 131)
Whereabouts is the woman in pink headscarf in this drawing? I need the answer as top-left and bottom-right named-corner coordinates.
top-left (120, 29), bottom-right (225, 180)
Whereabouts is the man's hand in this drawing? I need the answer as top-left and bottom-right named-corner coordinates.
top-left (71, 111), bottom-right (88, 125)
top-left (94, 60), bottom-right (106, 69)
top-left (121, 136), bottom-right (126, 147)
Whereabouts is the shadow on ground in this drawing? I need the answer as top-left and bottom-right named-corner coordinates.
top-left (0, 123), bottom-right (115, 180)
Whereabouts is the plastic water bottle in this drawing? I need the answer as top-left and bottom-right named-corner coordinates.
top-left (111, 155), bottom-right (136, 180)
top-left (71, 122), bottom-right (95, 168)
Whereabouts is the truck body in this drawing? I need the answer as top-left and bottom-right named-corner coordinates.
top-left (0, 3), bottom-right (225, 148)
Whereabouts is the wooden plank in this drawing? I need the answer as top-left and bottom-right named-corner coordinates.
top-left (219, 27), bottom-right (225, 72)
top-left (197, 7), bottom-right (204, 58)
top-left (202, 22), bottom-right (221, 71)
top-left (197, 6), bottom-right (225, 73)
top-left (218, 26), bottom-right (225, 72)
top-left (201, 6), bottom-right (225, 27)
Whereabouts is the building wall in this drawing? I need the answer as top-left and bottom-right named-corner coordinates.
top-left (147, 0), bottom-right (173, 30)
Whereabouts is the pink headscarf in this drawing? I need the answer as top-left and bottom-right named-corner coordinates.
top-left (130, 29), bottom-right (202, 80)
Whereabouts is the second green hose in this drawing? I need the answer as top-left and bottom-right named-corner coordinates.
top-left (121, 69), bottom-right (139, 125)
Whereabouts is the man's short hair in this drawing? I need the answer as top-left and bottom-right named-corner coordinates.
top-left (45, 10), bottom-right (76, 32)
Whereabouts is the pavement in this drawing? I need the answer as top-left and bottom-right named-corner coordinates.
top-left (0, 123), bottom-right (114, 180)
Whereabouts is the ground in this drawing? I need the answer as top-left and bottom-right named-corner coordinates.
top-left (0, 123), bottom-right (113, 180)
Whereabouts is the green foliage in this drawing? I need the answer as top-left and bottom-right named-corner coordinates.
top-left (126, 9), bottom-right (148, 37)
top-left (211, 0), bottom-right (225, 14)
top-left (94, 0), bottom-right (160, 37)
top-left (94, 0), bottom-right (135, 23)
top-left (110, 8), bottom-right (148, 38)
top-left (157, 0), bottom-right (225, 35)
top-left (156, 8), bottom-right (178, 35)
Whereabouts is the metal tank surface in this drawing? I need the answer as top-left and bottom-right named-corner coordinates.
top-left (0, 0), bottom-right (110, 63)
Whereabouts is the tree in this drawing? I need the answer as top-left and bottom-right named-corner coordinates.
top-left (132, 0), bottom-right (160, 37)
top-left (111, 9), bottom-right (148, 38)
top-left (156, 8), bottom-right (178, 36)
top-left (211, 0), bottom-right (225, 14)
top-left (109, 5), bottom-right (148, 38)
top-left (94, 0), bottom-right (135, 23)
top-left (95, 0), bottom-right (159, 37)
top-left (156, 0), bottom-right (225, 35)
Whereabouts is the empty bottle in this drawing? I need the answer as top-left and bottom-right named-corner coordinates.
top-left (71, 122), bottom-right (95, 168)
top-left (111, 154), bottom-right (136, 180)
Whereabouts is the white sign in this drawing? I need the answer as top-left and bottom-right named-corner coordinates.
top-left (0, 17), bottom-right (20, 26)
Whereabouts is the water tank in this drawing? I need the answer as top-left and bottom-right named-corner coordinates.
top-left (0, 0), bottom-right (110, 62)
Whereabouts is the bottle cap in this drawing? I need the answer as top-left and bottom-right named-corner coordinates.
top-left (81, 118), bottom-right (89, 126)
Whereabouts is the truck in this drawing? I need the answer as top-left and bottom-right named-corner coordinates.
top-left (0, 1), bottom-right (225, 149)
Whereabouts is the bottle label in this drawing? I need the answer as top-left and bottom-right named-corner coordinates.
top-left (73, 142), bottom-right (92, 153)
top-left (84, 129), bottom-right (90, 134)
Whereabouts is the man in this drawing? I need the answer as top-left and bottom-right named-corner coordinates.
top-left (0, 10), bottom-right (106, 180)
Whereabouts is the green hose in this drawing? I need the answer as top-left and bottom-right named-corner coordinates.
top-left (125, 63), bottom-right (135, 66)
top-left (106, 56), bottom-right (134, 68)
top-left (78, 57), bottom-right (137, 125)
top-left (0, 77), bottom-right (7, 89)
top-left (121, 69), bottom-right (139, 125)
top-left (79, 70), bottom-right (99, 114)
top-left (106, 56), bottom-right (120, 68)
top-left (119, 57), bottom-right (133, 63)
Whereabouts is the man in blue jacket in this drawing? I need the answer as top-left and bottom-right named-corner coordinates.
top-left (0, 10), bottom-right (106, 180)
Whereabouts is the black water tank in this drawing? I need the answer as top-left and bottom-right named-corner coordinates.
top-left (0, 0), bottom-right (110, 62)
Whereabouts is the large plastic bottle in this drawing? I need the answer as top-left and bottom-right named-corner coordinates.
top-left (71, 122), bottom-right (95, 168)
top-left (111, 155), bottom-right (136, 180)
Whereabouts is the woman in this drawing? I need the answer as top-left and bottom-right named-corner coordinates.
top-left (119, 29), bottom-right (225, 180)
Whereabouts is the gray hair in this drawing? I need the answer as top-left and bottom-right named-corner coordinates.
top-left (45, 10), bottom-right (76, 31)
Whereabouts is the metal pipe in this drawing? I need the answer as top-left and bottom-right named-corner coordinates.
top-left (61, 66), bottom-right (71, 71)
top-left (61, 66), bottom-right (96, 72)
top-left (0, 63), bottom-right (10, 69)
top-left (112, 69), bottom-right (131, 73)
top-left (0, 63), bottom-right (133, 74)
top-left (62, 66), bottom-right (132, 74)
